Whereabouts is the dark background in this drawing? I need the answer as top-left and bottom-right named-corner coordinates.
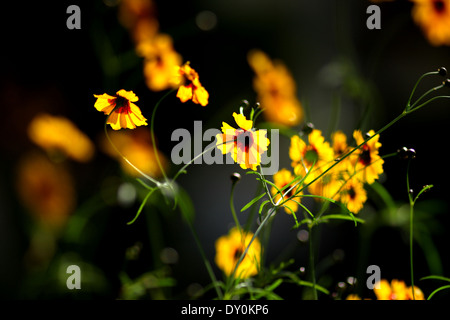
top-left (0, 0), bottom-right (449, 299)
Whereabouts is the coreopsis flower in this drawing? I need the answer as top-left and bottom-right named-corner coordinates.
top-left (172, 63), bottom-right (209, 106)
top-left (289, 129), bottom-right (334, 180)
top-left (215, 227), bottom-right (261, 279)
top-left (215, 112), bottom-right (270, 170)
top-left (350, 130), bottom-right (384, 184)
top-left (338, 174), bottom-right (367, 213)
top-left (411, 0), bottom-right (450, 46)
top-left (94, 89), bottom-right (148, 130)
top-left (118, 0), bottom-right (159, 45)
top-left (140, 34), bottom-right (183, 91)
top-left (28, 113), bottom-right (94, 163)
top-left (374, 279), bottom-right (425, 300)
top-left (271, 168), bottom-right (302, 213)
top-left (100, 128), bottom-right (168, 178)
top-left (248, 49), bottom-right (303, 127)
top-left (15, 152), bottom-right (75, 229)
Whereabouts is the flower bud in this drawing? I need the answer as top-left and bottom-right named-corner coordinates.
top-left (438, 67), bottom-right (447, 77)
top-left (300, 122), bottom-right (314, 135)
top-left (230, 172), bottom-right (241, 184)
top-left (444, 79), bottom-right (450, 88)
top-left (397, 147), bottom-right (416, 160)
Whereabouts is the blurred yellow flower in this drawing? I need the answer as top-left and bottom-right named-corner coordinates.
top-left (350, 130), bottom-right (384, 184)
top-left (374, 279), bottom-right (425, 300)
top-left (216, 112), bottom-right (270, 171)
top-left (411, 0), bottom-right (450, 46)
top-left (173, 63), bottom-right (209, 106)
top-left (101, 127), bottom-right (168, 179)
top-left (271, 168), bottom-right (302, 213)
top-left (215, 227), bottom-right (261, 279)
top-left (118, 0), bottom-right (159, 45)
top-left (140, 34), bottom-right (183, 91)
top-left (94, 89), bottom-right (148, 130)
top-left (248, 49), bottom-right (303, 127)
top-left (28, 113), bottom-right (94, 163)
top-left (16, 152), bottom-right (75, 229)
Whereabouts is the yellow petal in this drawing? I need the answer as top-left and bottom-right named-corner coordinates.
top-left (232, 112), bottom-right (253, 131)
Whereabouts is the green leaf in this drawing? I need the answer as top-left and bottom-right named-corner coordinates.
top-left (420, 275), bottom-right (450, 282)
top-left (241, 192), bottom-right (266, 212)
top-left (259, 200), bottom-right (271, 215)
top-left (317, 214), bottom-right (365, 225)
top-left (427, 285), bottom-right (450, 300)
top-left (127, 188), bottom-right (158, 225)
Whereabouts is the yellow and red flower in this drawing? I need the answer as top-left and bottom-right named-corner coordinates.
top-left (94, 89), bottom-right (148, 130)
top-left (216, 112), bottom-right (270, 171)
top-left (289, 129), bottom-right (334, 180)
top-left (271, 168), bottom-right (302, 213)
top-left (215, 227), bottom-right (261, 279)
top-left (140, 34), bottom-right (183, 91)
top-left (350, 130), bottom-right (384, 184)
top-left (374, 279), bottom-right (425, 300)
top-left (248, 49), bottom-right (303, 127)
top-left (411, 0), bottom-right (450, 46)
top-left (28, 113), bottom-right (94, 163)
top-left (338, 174), bottom-right (368, 214)
top-left (172, 63), bottom-right (209, 106)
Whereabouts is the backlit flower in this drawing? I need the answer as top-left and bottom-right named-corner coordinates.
top-left (216, 112), bottom-right (270, 171)
top-left (411, 0), bottom-right (450, 46)
top-left (28, 113), bottom-right (94, 163)
top-left (289, 129), bottom-right (334, 180)
top-left (350, 130), bottom-right (384, 184)
top-left (271, 168), bottom-right (302, 213)
top-left (374, 279), bottom-right (425, 300)
top-left (172, 63), bottom-right (209, 106)
top-left (94, 89), bottom-right (148, 130)
top-left (100, 127), bottom-right (168, 178)
top-left (140, 34), bottom-right (183, 91)
top-left (248, 49), bottom-right (303, 127)
top-left (338, 174), bottom-right (367, 213)
top-left (15, 152), bottom-right (75, 229)
top-left (215, 227), bottom-right (261, 279)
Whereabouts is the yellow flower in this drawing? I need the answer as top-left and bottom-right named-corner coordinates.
top-left (350, 130), bottom-right (384, 184)
top-left (248, 49), bottom-right (303, 127)
top-left (140, 34), bottom-right (183, 91)
top-left (411, 0), bottom-right (450, 46)
top-left (289, 129), bottom-right (334, 182)
top-left (216, 112), bottom-right (270, 170)
top-left (374, 279), bottom-right (425, 300)
top-left (172, 63), bottom-right (209, 106)
top-left (118, 0), bottom-right (159, 45)
top-left (100, 127), bottom-right (168, 179)
top-left (338, 174), bottom-right (367, 213)
top-left (27, 113), bottom-right (94, 163)
top-left (271, 169), bottom-right (302, 214)
top-left (94, 89), bottom-right (148, 130)
top-left (15, 152), bottom-right (75, 229)
top-left (215, 228), bottom-right (261, 279)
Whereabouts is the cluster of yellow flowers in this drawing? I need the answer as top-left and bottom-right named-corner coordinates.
top-left (273, 128), bottom-right (383, 215)
top-left (347, 279), bottom-right (425, 300)
top-left (118, 0), bottom-right (208, 106)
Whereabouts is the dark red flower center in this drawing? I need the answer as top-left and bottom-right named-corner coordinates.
top-left (281, 183), bottom-right (294, 198)
top-left (359, 145), bottom-right (372, 166)
top-left (235, 129), bottom-right (254, 153)
top-left (433, 0), bottom-right (446, 14)
top-left (114, 95), bottom-right (131, 114)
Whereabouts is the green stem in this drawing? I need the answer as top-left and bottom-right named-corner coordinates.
top-left (150, 89), bottom-right (176, 182)
top-left (406, 160), bottom-right (415, 300)
top-left (308, 225), bottom-right (318, 300)
top-left (104, 117), bottom-right (160, 187)
top-left (230, 182), bottom-right (242, 233)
